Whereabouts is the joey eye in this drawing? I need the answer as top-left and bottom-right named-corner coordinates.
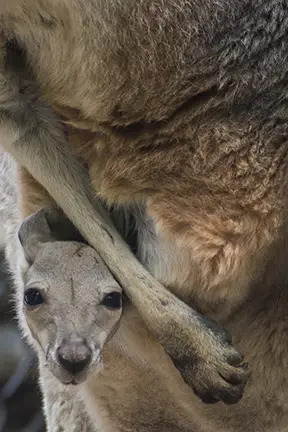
top-left (101, 292), bottom-right (122, 310)
top-left (24, 289), bottom-right (44, 307)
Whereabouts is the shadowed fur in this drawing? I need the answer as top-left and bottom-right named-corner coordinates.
top-left (0, 23), bottom-right (248, 412)
top-left (0, 1), bottom-right (288, 430)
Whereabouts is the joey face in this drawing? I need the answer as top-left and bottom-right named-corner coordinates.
top-left (22, 241), bottom-right (122, 385)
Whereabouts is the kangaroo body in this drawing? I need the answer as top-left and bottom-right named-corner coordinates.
top-left (0, 1), bottom-right (288, 430)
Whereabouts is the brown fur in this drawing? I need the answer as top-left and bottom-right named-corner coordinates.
top-left (19, 168), bottom-right (55, 217)
top-left (1, 0), bottom-right (288, 430)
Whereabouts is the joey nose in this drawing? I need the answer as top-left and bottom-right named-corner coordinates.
top-left (57, 341), bottom-right (92, 374)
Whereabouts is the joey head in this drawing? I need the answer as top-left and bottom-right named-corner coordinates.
top-left (18, 207), bottom-right (123, 385)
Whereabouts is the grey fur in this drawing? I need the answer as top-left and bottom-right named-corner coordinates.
top-left (0, 154), bottom-right (97, 430)
top-left (0, 37), bottom-right (248, 407)
top-left (1, 1), bottom-right (288, 430)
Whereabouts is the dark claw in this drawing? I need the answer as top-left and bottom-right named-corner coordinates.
top-left (227, 352), bottom-right (244, 366)
top-left (218, 386), bottom-right (244, 405)
top-left (194, 390), bottom-right (219, 404)
top-left (219, 371), bottom-right (244, 386)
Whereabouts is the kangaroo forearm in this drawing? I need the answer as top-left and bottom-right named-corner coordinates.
top-left (5, 115), bottom-right (202, 331)
top-left (0, 42), bottom-right (248, 403)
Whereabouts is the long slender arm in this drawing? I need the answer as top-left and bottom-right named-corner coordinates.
top-left (0, 45), bottom-right (248, 404)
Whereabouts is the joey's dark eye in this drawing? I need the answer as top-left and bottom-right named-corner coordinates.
top-left (24, 289), bottom-right (44, 307)
top-left (101, 292), bottom-right (122, 310)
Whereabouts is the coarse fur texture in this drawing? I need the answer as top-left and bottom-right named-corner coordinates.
top-left (0, 154), bottom-right (237, 432)
top-left (0, 0), bottom-right (288, 430)
top-left (0, 21), bottom-right (248, 410)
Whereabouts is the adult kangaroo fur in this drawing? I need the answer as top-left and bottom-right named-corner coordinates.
top-left (0, 0), bottom-right (288, 431)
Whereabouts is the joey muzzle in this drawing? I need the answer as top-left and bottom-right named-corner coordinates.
top-left (57, 336), bottom-right (92, 375)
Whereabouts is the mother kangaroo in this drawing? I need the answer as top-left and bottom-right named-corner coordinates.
top-left (1, 1), bottom-right (288, 431)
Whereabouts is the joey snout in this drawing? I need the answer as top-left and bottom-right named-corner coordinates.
top-left (57, 336), bottom-right (92, 375)
top-left (49, 334), bottom-right (102, 385)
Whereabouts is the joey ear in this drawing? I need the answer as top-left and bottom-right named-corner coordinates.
top-left (18, 208), bottom-right (58, 263)
top-left (18, 207), bottom-right (86, 263)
